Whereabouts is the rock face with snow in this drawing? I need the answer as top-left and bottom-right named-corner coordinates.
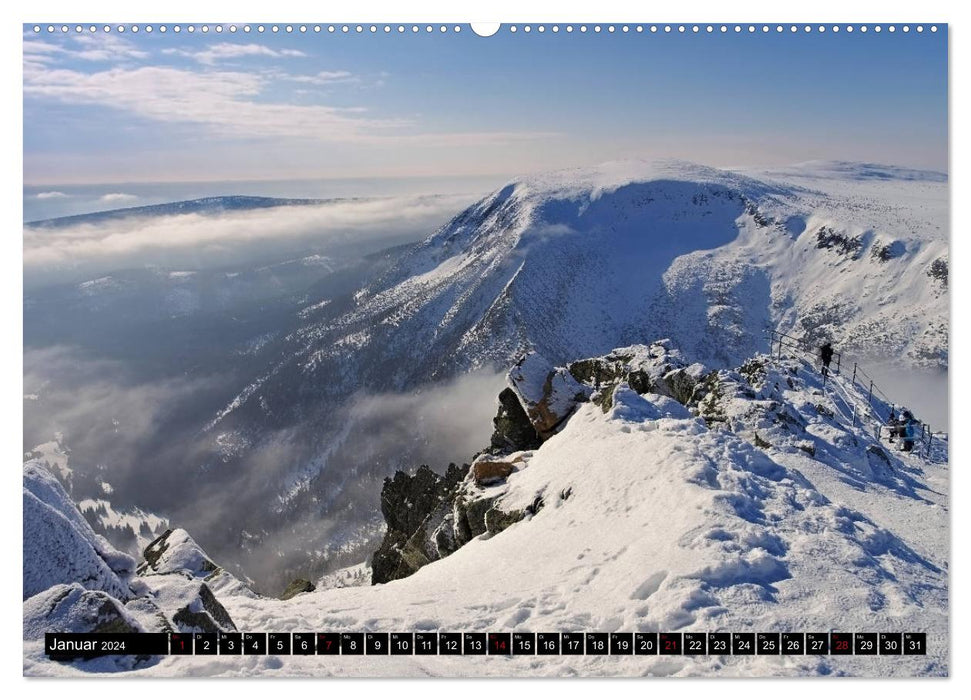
top-left (507, 351), bottom-right (590, 439)
top-left (23, 465), bottom-right (245, 668)
top-left (23, 462), bottom-right (137, 601)
top-left (140, 528), bottom-right (219, 577)
top-left (490, 387), bottom-right (542, 452)
top-left (138, 528), bottom-right (254, 599)
top-left (23, 584), bottom-right (144, 639)
top-left (371, 464), bottom-right (469, 584)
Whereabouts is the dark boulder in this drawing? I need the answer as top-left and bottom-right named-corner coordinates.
top-left (490, 387), bottom-right (542, 452)
top-left (280, 578), bottom-right (316, 600)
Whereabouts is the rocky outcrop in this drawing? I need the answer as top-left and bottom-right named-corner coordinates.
top-left (23, 462), bottom-right (242, 648)
top-left (815, 226), bottom-right (863, 258)
top-left (280, 578), bottom-right (316, 600)
top-left (490, 387), bottom-right (542, 452)
top-left (370, 340), bottom-right (714, 585)
top-left (23, 462), bottom-right (137, 602)
top-left (137, 527), bottom-right (253, 598)
top-left (871, 239), bottom-right (905, 262)
top-left (370, 457), bottom-right (531, 585)
top-left (472, 456), bottom-right (519, 486)
top-left (140, 528), bottom-right (218, 577)
top-left (23, 583), bottom-right (144, 639)
top-left (503, 343), bottom-right (705, 441)
top-left (171, 584), bottom-right (237, 632)
top-left (564, 341), bottom-right (708, 413)
top-left (371, 464), bottom-right (469, 584)
top-left (508, 352), bottom-right (589, 439)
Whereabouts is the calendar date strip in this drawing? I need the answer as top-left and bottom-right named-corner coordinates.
top-left (45, 631), bottom-right (927, 659)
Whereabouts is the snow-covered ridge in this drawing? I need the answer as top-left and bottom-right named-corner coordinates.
top-left (481, 158), bottom-right (796, 204)
top-left (350, 342), bottom-right (947, 676)
top-left (280, 158), bottom-right (946, 396)
top-left (23, 462), bottom-right (137, 602)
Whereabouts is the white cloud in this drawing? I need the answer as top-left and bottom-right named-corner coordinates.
top-left (100, 193), bottom-right (138, 203)
top-left (284, 70), bottom-right (356, 85)
top-left (24, 64), bottom-right (403, 140)
top-left (23, 195), bottom-right (475, 285)
top-left (22, 39), bottom-right (557, 152)
top-left (35, 191), bottom-right (68, 199)
top-left (70, 34), bottom-right (148, 62)
top-left (23, 34), bottom-right (148, 64)
top-left (22, 39), bottom-right (65, 63)
top-left (167, 42), bottom-right (308, 66)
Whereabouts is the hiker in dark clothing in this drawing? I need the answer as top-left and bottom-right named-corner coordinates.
top-left (887, 408), bottom-right (898, 443)
top-left (820, 342), bottom-right (834, 377)
top-left (900, 410), bottom-right (918, 452)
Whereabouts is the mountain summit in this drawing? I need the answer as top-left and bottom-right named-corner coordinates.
top-left (213, 159), bottom-right (946, 435)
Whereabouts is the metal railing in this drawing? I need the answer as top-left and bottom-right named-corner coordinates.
top-left (764, 330), bottom-right (936, 458)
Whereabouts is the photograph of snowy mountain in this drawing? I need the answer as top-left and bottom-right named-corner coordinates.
top-left (22, 22), bottom-right (948, 678)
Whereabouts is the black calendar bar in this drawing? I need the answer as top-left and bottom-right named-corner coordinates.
top-left (44, 631), bottom-right (929, 658)
top-left (45, 633), bottom-right (168, 659)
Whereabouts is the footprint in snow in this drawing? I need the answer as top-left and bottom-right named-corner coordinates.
top-left (502, 607), bottom-right (532, 627)
top-left (631, 570), bottom-right (668, 600)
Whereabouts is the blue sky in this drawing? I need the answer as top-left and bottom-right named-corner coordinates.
top-left (23, 24), bottom-right (948, 186)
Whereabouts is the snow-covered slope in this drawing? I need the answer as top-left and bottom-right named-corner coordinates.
top-left (219, 350), bottom-right (944, 677)
top-left (207, 158), bottom-right (948, 446)
top-left (23, 462), bottom-right (138, 601)
top-left (29, 341), bottom-right (947, 677)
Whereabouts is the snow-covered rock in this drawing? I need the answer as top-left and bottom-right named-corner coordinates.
top-left (138, 528), bottom-right (255, 599)
top-left (23, 462), bottom-right (136, 601)
top-left (24, 583), bottom-right (145, 638)
top-left (508, 351), bottom-right (589, 439)
top-left (140, 528), bottom-right (219, 578)
top-left (23, 464), bottom-right (246, 666)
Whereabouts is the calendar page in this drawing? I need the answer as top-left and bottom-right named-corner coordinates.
top-left (22, 16), bottom-right (949, 679)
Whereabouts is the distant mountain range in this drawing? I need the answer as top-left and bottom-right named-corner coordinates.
top-left (25, 195), bottom-right (332, 228)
